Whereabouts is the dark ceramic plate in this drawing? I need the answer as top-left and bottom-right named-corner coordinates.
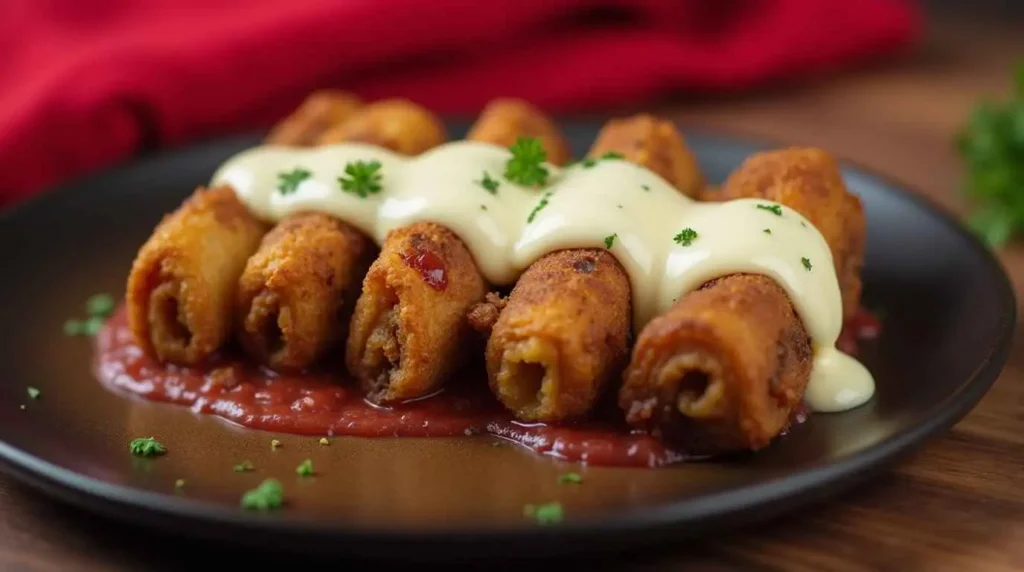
top-left (0, 121), bottom-right (1014, 560)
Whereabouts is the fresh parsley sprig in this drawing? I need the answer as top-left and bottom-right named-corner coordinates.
top-left (277, 167), bottom-right (311, 195)
top-left (338, 159), bottom-right (383, 198)
top-left (504, 137), bottom-right (549, 187)
top-left (956, 61), bottom-right (1024, 247)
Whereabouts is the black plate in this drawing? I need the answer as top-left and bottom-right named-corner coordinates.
top-left (0, 121), bottom-right (1014, 560)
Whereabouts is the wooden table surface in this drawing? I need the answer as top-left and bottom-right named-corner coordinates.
top-left (3, 5), bottom-right (1023, 571)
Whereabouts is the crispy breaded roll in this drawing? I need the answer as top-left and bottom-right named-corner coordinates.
top-left (236, 213), bottom-right (373, 371)
top-left (345, 222), bottom-right (487, 403)
top-left (465, 98), bottom-right (573, 166)
top-left (708, 147), bottom-right (866, 318)
top-left (264, 90), bottom-right (363, 146)
top-left (238, 95), bottom-right (449, 371)
top-left (619, 147), bottom-right (864, 454)
top-left (481, 115), bottom-right (700, 423)
top-left (620, 275), bottom-right (811, 454)
top-left (484, 250), bottom-right (631, 421)
top-left (126, 185), bottom-right (266, 365)
top-left (587, 114), bottom-right (704, 198)
top-left (317, 98), bottom-right (447, 153)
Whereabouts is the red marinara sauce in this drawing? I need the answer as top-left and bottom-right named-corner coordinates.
top-left (94, 305), bottom-right (880, 468)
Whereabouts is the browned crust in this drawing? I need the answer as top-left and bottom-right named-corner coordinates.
top-left (485, 249), bottom-right (631, 422)
top-left (316, 98), bottom-right (447, 154)
top-left (345, 222), bottom-right (487, 403)
top-left (587, 114), bottom-right (704, 197)
top-left (464, 98), bottom-right (573, 166)
top-left (125, 185), bottom-right (267, 365)
top-left (236, 213), bottom-right (374, 371)
top-left (619, 274), bottom-right (812, 454)
top-left (264, 90), bottom-right (364, 146)
top-left (712, 147), bottom-right (866, 319)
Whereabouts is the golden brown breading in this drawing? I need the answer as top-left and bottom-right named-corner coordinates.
top-left (345, 222), bottom-right (487, 404)
top-left (486, 249), bottom-right (631, 422)
top-left (587, 113), bottom-right (704, 197)
top-left (264, 90), bottom-right (364, 146)
top-left (714, 147), bottom-right (866, 319)
top-left (126, 185), bottom-right (267, 365)
top-left (316, 98), bottom-right (447, 153)
top-left (619, 274), bottom-right (812, 455)
top-left (464, 98), bottom-right (573, 166)
top-left (236, 213), bottom-right (374, 371)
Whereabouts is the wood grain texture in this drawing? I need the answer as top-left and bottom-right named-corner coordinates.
top-left (3, 5), bottom-right (1024, 571)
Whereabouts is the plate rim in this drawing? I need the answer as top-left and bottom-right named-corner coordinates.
top-left (0, 123), bottom-right (1015, 556)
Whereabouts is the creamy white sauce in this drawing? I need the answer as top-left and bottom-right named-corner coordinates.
top-left (210, 140), bottom-right (875, 413)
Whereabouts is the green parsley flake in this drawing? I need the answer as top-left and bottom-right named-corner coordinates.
top-left (241, 478), bottom-right (284, 511)
top-left (641, 185), bottom-right (650, 191)
top-left (504, 137), bottom-right (549, 187)
top-left (581, 151), bottom-right (625, 169)
top-left (603, 234), bottom-right (617, 249)
top-left (277, 167), bottom-right (311, 195)
top-left (763, 228), bottom-right (772, 235)
top-left (523, 502), bottom-right (563, 525)
top-left (478, 171), bottom-right (500, 194)
top-left (800, 221), bottom-right (808, 227)
top-left (85, 293), bottom-right (115, 318)
top-left (802, 257), bottom-right (813, 271)
top-left (527, 191), bottom-right (553, 223)
top-left (337, 160), bottom-right (383, 198)
top-left (296, 459), bottom-right (314, 477)
top-left (580, 157), bottom-right (597, 168)
top-left (480, 205), bottom-right (487, 211)
top-left (26, 386), bottom-right (40, 400)
top-left (756, 204), bottom-right (783, 216)
top-left (63, 319), bottom-right (83, 336)
top-left (82, 316), bottom-right (105, 336)
top-left (673, 228), bottom-right (698, 246)
top-left (558, 472), bottom-right (582, 485)
top-left (233, 460), bottom-right (254, 472)
top-left (129, 437), bottom-right (166, 457)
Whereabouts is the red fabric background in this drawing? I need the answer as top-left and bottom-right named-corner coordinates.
top-left (0, 0), bottom-right (920, 203)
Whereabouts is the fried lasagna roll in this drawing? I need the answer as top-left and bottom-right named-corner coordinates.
top-left (264, 89), bottom-right (363, 146)
top-left (126, 185), bottom-right (266, 365)
top-left (619, 147), bottom-right (866, 455)
top-left (317, 98), bottom-right (448, 153)
top-left (465, 98), bottom-right (573, 166)
top-left (237, 98), bottom-right (446, 371)
top-left (345, 99), bottom-right (568, 404)
top-left (481, 115), bottom-right (703, 423)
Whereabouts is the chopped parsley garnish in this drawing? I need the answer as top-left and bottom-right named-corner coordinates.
top-left (527, 191), bottom-right (553, 223)
top-left (504, 137), bottom-right (549, 187)
top-left (673, 228), bottom-right (698, 246)
top-left (270, 439), bottom-right (282, 449)
top-left (763, 228), bottom-right (772, 235)
top-left (523, 502), bottom-right (563, 525)
top-left (86, 293), bottom-right (115, 318)
top-left (129, 437), bottom-right (166, 457)
top-left (26, 386), bottom-right (40, 400)
top-left (175, 479), bottom-right (186, 489)
top-left (241, 478), bottom-right (284, 511)
top-left (756, 203), bottom-right (783, 216)
top-left (296, 459), bottom-right (314, 476)
top-left (603, 234), bottom-right (617, 249)
top-left (802, 257), bottom-right (813, 271)
top-left (477, 171), bottom-right (500, 194)
top-left (641, 185), bottom-right (650, 191)
top-left (233, 460), bottom-right (254, 472)
top-left (480, 205), bottom-right (487, 211)
top-left (277, 167), bottom-right (311, 195)
top-left (558, 472), bottom-right (582, 485)
top-left (318, 437), bottom-right (330, 446)
top-left (800, 221), bottom-right (808, 228)
top-left (337, 159), bottom-right (383, 198)
top-left (581, 151), bottom-right (625, 168)
top-left (617, 204), bottom-right (623, 209)
top-left (955, 62), bottom-right (1024, 246)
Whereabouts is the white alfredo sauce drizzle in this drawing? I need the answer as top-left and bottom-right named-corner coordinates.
top-left (210, 140), bottom-right (875, 413)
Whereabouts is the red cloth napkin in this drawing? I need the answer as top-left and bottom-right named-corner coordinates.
top-left (0, 0), bottom-right (920, 204)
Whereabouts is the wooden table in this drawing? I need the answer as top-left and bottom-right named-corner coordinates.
top-left (3, 5), bottom-right (1023, 571)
